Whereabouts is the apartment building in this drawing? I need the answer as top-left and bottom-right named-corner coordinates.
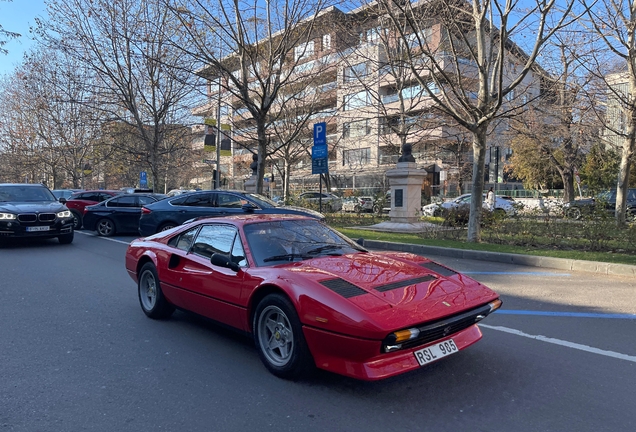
top-left (194, 3), bottom-right (546, 197)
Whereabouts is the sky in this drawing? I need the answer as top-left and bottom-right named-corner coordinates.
top-left (0, 0), bottom-right (47, 76)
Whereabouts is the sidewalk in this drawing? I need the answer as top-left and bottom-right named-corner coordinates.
top-left (359, 239), bottom-right (636, 277)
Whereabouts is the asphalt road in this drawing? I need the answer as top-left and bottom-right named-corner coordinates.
top-left (1, 232), bottom-right (634, 432)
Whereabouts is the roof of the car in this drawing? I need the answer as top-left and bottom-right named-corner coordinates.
top-left (73, 189), bottom-right (121, 193)
top-left (186, 213), bottom-right (312, 227)
top-left (0, 183), bottom-right (49, 187)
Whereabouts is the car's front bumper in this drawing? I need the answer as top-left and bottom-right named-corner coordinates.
top-left (0, 217), bottom-right (74, 238)
top-left (303, 323), bottom-right (483, 381)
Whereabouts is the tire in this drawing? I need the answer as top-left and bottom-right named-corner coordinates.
top-left (71, 210), bottom-right (82, 230)
top-left (96, 218), bottom-right (116, 236)
top-left (158, 222), bottom-right (177, 232)
top-left (138, 262), bottom-right (175, 319)
top-left (253, 293), bottom-right (314, 380)
top-left (354, 205), bottom-right (362, 213)
top-left (566, 207), bottom-right (582, 220)
top-left (58, 231), bottom-right (74, 244)
top-left (493, 208), bottom-right (506, 218)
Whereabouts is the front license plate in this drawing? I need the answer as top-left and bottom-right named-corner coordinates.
top-left (414, 338), bottom-right (458, 366)
top-left (26, 226), bottom-right (50, 232)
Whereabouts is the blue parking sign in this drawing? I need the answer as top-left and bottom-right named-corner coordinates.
top-left (313, 122), bottom-right (326, 147)
top-left (140, 171), bottom-right (147, 187)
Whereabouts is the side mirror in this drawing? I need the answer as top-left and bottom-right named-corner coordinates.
top-left (59, 198), bottom-right (67, 204)
top-left (242, 202), bottom-right (257, 212)
top-left (355, 238), bottom-right (365, 246)
top-left (210, 253), bottom-right (240, 272)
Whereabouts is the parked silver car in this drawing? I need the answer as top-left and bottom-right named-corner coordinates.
top-left (422, 193), bottom-right (517, 217)
top-left (298, 191), bottom-right (342, 212)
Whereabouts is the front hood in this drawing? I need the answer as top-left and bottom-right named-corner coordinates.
top-left (283, 252), bottom-right (498, 330)
top-left (278, 205), bottom-right (325, 219)
top-left (0, 201), bottom-right (67, 213)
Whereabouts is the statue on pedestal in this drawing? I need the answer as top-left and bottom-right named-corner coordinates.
top-left (398, 143), bottom-right (416, 163)
top-left (250, 154), bottom-right (258, 176)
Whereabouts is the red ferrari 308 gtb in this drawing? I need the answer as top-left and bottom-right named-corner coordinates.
top-left (125, 214), bottom-right (502, 381)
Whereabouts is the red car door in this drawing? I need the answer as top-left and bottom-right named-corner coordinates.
top-left (166, 223), bottom-right (248, 330)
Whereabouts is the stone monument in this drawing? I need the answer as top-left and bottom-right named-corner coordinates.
top-left (385, 144), bottom-right (427, 223)
top-left (244, 154), bottom-right (258, 193)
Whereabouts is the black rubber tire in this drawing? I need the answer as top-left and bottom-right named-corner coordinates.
top-left (71, 210), bottom-right (82, 230)
top-left (158, 222), bottom-right (177, 233)
top-left (96, 218), bottom-right (116, 236)
top-left (253, 293), bottom-right (314, 380)
top-left (58, 231), bottom-right (74, 244)
top-left (138, 262), bottom-right (175, 319)
top-left (566, 207), bottom-right (582, 220)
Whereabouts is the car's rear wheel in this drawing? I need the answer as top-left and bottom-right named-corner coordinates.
top-left (253, 294), bottom-right (314, 380)
top-left (566, 207), bottom-right (582, 220)
top-left (158, 222), bottom-right (176, 232)
top-left (58, 231), bottom-right (74, 244)
top-left (138, 263), bottom-right (174, 319)
top-left (96, 218), bottom-right (115, 236)
top-left (71, 210), bottom-right (82, 230)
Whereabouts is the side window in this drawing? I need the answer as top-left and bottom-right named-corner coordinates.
top-left (217, 193), bottom-right (245, 208)
top-left (184, 193), bottom-right (214, 207)
top-left (231, 236), bottom-right (247, 267)
top-left (191, 225), bottom-right (237, 259)
top-left (108, 196), bottom-right (136, 207)
top-left (98, 193), bottom-right (113, 202)
top-left (168, 226), bottom-right (199, 251)
top-left (138, 196), bottom-right (156, 206)
top-left (82, 193), bottom-right (100, 202)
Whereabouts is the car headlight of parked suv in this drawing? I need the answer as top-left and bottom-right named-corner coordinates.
top-left (0, 212), bottom-right (17, 220)
top-left (56, 210), bottom-right (72, 218)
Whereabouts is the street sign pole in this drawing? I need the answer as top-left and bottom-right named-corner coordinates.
top-left (312, 122), bottom-right (328, 213)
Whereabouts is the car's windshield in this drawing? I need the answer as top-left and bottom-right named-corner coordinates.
top-left (0, 185), bottom-right (56, 202)
top-left (245, 193), bottom-right (279, 208)
top-left (596, 190), bottom-right (614, 201)
top-left (244, 219), bottom-right (365, 266)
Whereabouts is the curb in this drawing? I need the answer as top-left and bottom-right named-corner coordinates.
top-left (360, 240), bottom-right (636, 277)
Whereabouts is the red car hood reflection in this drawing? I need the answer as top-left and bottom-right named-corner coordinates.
top-left (283, 252), bottom-right (497, 327)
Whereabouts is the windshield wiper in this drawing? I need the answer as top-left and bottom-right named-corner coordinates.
top-left (262, 253), bottom-right (311, 263)
top-left (305, 244), bottom-right (345, 256)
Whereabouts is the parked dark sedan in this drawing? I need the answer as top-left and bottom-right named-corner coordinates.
top-left (138, 190), bottom-right (324, 237)
top-left (563, 188), bottom-right (636, 220)
top-left (0, 183), bottom-right (74, 244)
top-left (83, 193), bottom-right (167, 236)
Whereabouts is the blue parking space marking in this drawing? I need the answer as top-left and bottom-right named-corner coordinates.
top-left (464, 271), bottom-right (570, 277)
top-left (495, 310), bottom-right (636, 320)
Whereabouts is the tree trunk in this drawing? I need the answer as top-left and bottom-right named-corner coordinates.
top-left (256, 121), bottom-right (267, 194)
top-left (467, 127), bottom-right (488, 242)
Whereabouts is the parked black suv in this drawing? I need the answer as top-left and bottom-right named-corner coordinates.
top-left (0, 183), bottom-right (74, 244)
top-left (564, 188), bottom-right (636, 220)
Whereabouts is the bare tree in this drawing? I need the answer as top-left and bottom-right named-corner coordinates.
top-left (351, 0), bottom-right (577, 241)
top-left (0, 0), bottom-right (20, 55)
top-left (584, 0), bottom-right (636, 225)
top-left (168, 0), bottom-right (339, 194)
top-left (38, 0), bottom-right (200, 189)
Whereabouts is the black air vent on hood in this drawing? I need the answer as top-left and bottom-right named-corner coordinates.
top-left (374, 275), bottom-right (437, 292)
top-left (320, 278), bottom-right (366, 299)
top-left (419, 262), bottom-right (457, 277)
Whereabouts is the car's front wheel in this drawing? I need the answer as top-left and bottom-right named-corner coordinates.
top-left (71, 210), bottom-right (82, 230)
top-left (96, 218), bottom-right (116, 236)
top-left (253, 294), bottom-right (314, 380)
top-left (138, 263), bottom-right (174, 319)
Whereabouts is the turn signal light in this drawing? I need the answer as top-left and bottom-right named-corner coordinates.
top-left (489, 299), bottom-right (503, 312)
top-left (392, 328), bottom-right (420, 344)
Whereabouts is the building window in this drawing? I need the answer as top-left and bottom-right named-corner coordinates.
top-left (360, 27), bottom-right (381, 43)
top-left (402, 28), bottom-right (432, 51)
top-left (323, 34), bottom-right (331, 50)
top-left (344, 62), bottom-right (368, 82)
top-left (343, 119), bottom-right (371, 138)
top-left (294, 41), bottom-right (314, 61)
top-left (343, 90), bottom-right (371, 111)
top-left (343, 148), bottom-right (371, 166)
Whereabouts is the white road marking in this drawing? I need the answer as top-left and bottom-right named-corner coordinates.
top-left (480, 324), bottom-right (636, 363)
top-left (75, 231), bottom-right (131, 245)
